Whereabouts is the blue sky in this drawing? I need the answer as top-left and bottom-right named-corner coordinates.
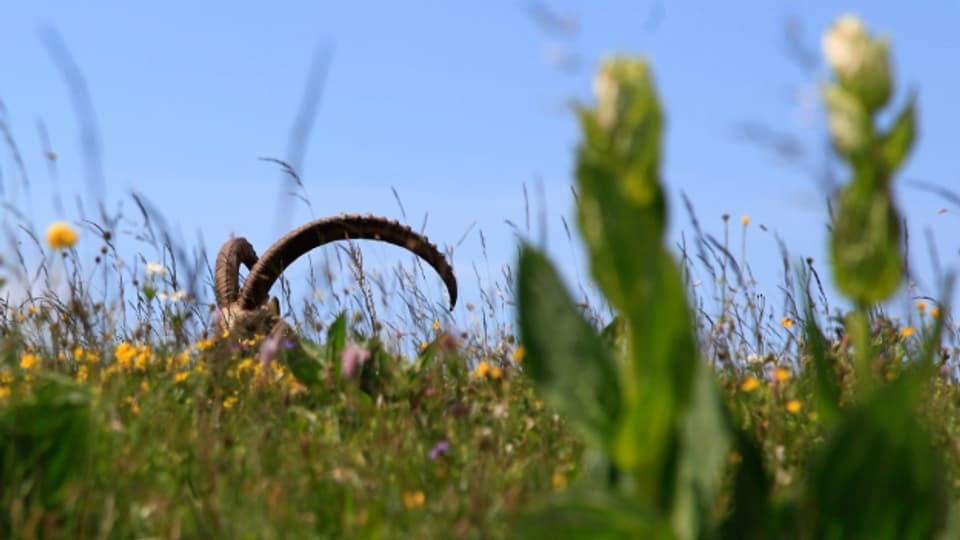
top-left (1, 2), bottom-right (958, 332)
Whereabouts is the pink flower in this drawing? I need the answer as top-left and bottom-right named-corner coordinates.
top-left (341, 342), bottom-right (370, 378)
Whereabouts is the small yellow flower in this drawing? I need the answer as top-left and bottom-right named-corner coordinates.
top-left (223, 394), bottom-right (239, 409)
top-left (474, 361), bottom-right (491, 378)
top-left (419, 341), bottom-right (429, 351)
top-left (46, 221), bottom-right (78, 249)
top-left (786, 399), bottom-right (802, 414)
top-left (174, 371), bottom-right (191, 383)
top-left (432, 320), bottom-right (441, 331)
top-left (900, 326), bottom-right (916, 338)
top-left (57, 352), bottom-right (66, 362)
top-left (916, 301), bottom-right (927, 312)
top-left (115, 342), bottom-right (136, 369)
top-left (402, 490), bottom-right (425, 509)
top-left (551, 472), bottom-right (568, 490)
top-left (774, 367), bottom-right (791, 382)
top-left (20, 353), bottom-right (39, 370)
top-left (27, 305), bottom-right (38, 315)
top-left (76, 365), bottom-right (89, 383)
top-left (781, 317), bottom-right (795, 329)
top-left (740, 375), bottom-right (760, 392)
top-left (930, 307), bottom-right (941, 318)
top-left (195, 337), bottom-right (215, 351)
top-left (490, 366), bottom-right (503, 380)
top-left (741, 215), bottom-right (750, 226)
top-left (512, 345), bottom-right (526, 363)
top-left (73, 346), bottom-right (84, 359)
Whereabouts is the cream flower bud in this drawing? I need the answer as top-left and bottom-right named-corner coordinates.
top-left (822, 14), bottom-right (892, 112)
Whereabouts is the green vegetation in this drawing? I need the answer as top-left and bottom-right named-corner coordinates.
top-left (3, 13), bottom-right (960, 539)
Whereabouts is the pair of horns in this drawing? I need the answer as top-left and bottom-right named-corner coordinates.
top-left (215, 214), bottom-right (458, 317)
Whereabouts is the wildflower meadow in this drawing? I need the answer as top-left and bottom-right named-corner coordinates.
top-left (3, 12), bottom-right (960, 540)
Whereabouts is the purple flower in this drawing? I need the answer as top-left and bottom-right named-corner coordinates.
top-left (341, 342), bottom-right (370, 378)
top-left (258, 331), bottom-right (283, 369)
top-left (428, 440), bottom-right (450, 460)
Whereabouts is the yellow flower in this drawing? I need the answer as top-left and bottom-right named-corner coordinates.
top-left (73, 346), bottom-right (84, 359)
top-left (916, 301), bottom-right (927, 312)
top-left (57, 352), bottom-right (66, 362)
top-left (115, 342), bottom-right (136, 369)
top-left (741, 215), bottom-right (750, 226)
top-left (223, 395), bottom-right (239, 409)
top-left (900, 326), bottom-right (916, 338)
top-left (786, 399), bottom-right (802, 414)
top-left (512, 345), bottom-right (526, 363)
top-left (551, 472), bottom-right (568, 490)
top-left (20, 353), bottom-right (39, 370)
top-left (490, 366), bottom-right (503, 380)
top-left (76, 365), bottom-right (88, 383)
top-left (930, 307), bottom-right (941, 318)
top-left (474, 361), bottom-right (491, 378)
top-left (432, 320), bottom-right (442, 331)
top-left (419, 341), bottom-right (429, 351)
top-left (46, 221), bottom-right (78, 249)
top-left (196, 337), bottom-right (216, 351)
top-left (774, 367), bottom-right (791, 382)
top-left (402, 490), bottom-right (425, 509)
top-left (174, 371), bottom-right (191, 383)
top-left (740, 375), bottom-right (760, 392)
top-left (781, 317), bottom-right (795, 329)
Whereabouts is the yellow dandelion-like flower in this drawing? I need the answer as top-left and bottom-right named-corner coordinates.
top-left (402, 490), bottom-right (426, 509)
top-left (115, 342), bottom-right (136, 369)
top-left (551, 472), bottom-right (568, 490)
top-left (474, 361), bottom-right (491, 378)
top-left (236, 358), bottom-right (256, 377)
top-left (85, 350), bottom-right (100, 364)
top-left (781, 317), bottom-right (794, 329)
top-left (490, 366), bottom-right (503, 380)
top-left (916, 301), bottom-right (927, 312)
top-left (741, 215), bottom-right (750, 226)
top-left (786, 399), bottom-right (802, 414)
top-left (76, 365), bottom-right (88, 383)
top-left (223, 394), bottom-right (239, 409)
top-left (73, 346), bottom-right (84, 360)
top-left (900, 326), bottom-right (916, 338)
top-left (774, 367), bottom-right (791, 382)
top-left (930, 307), bottom-right (941, 318)
top-left (0, 386), bottom-right (10, 400)
top-left (20, 353), bottom-right (39, 370)
top-left (432, 320), bottom-right (441, 331)
top-left (57, 351), bottom-right (66, 362)
top-left (195, 337), bottom-right (216, 351)
top-left (46, 221), bottom-right (78, 249)
top-left (512, 345), bottom-right (526, 363)
top-left (27, 305), bottom-right (38, 315)
top-left (174, 371), bottom-right (191, 383)
top-left (419, 341), bottom-right (429, 351)
top-left (740, 375), bottom-right (760, 392)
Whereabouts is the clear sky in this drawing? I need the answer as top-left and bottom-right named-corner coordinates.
top-left (1, 2), bottom-right (958, 333)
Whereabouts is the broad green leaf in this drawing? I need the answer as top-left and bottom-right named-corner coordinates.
top-left (830, 189), bottom-right (902, 305)
top-left (327, 312), bottom-right (347, 371)
top-left (799, 274), bottom-right (841, 426)
top-left (285, 340), bottom-right (324, 386)
top-left (0, 372), bottom-right (93, 507)
top-left (517, 245), bottom-right (622, 453)
top-left (671, 361), bottom-right (733, 540)
top-left (800, 377), bottom-right (950, 540)
top-left (880, 95), bottom-right (917, 175)
top-left (715, 428), bottom-right (779, 540)
top-left (515, 489), bottom-right (673, 540)
top-left (613, 254), bottom-right (698, 489)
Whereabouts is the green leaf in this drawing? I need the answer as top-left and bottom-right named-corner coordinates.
top-left (800, 377), bottom-right (951, 540)
top-left (715, 428), bottom-right (779, 540)
top-left (799, 264), bottom-right (841, 426)
top-left (0, 373), bottom-right (93, 507)
top-left (327, 312), bottom-right (347, 372)
top-left (880, 94), bottom-right (917, 174)
top-left (285, 340), bottom-right (324, 387)
top-left (670, 361), bottom-right (733, 540)
top-left (830, 189), bottom-right (902, 305)
top-left (517, 245), bottom-right (622, 453)
top-left (515, 490), bottom-right (673, 540)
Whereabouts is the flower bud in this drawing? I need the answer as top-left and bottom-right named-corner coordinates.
top-left (822, 14), bottom-right (892, 112)
top-left (822, 84), bottom-right (870, 157)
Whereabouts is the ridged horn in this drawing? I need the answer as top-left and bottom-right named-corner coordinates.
top-left (238, 214), bottom-right (457, 312)
top-left (214, 237), bottom-right (259, 307)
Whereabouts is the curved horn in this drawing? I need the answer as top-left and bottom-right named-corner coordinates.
top-left (239, 214), bottom-right (457, 311)
top-left (214, 237), bottom-right (259, 307)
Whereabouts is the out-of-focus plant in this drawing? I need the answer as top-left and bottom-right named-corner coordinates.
top-left (515, 14), bottom-right (955, 540)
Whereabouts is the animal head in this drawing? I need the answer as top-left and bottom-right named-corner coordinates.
top-left (213, 214), bottom-right (458, 341)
